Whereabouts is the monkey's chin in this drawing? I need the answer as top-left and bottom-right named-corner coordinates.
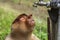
top-left (19, 29), bottom-right (33, 33)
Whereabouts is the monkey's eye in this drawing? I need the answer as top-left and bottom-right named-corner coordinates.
top-left (28, 16), bottom-right (31, 19)
top-left (28, 17), bottom-right (30, 19)
top-left (28, 14), bottom-right (32, 19)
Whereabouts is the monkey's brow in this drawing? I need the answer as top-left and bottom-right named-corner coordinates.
top-left (20, 14), bottom-right (27, 17)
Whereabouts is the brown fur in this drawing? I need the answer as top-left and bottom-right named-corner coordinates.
top-left (5, 14), bottom-right (40, 40)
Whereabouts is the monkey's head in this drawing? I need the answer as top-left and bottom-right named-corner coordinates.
top-left (12, 14), bottom-right (35, 33)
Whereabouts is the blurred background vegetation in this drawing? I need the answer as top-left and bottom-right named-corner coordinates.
top-left (0, 0), bottom-right (49, 40)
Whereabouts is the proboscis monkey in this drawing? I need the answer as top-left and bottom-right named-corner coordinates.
top-left (5, 14), bottom-right (40, 40)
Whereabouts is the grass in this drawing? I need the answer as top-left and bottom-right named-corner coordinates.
top-left (34, 18), bottom-right (48, 40)
top-left (0, 7), bottom-right (15, 40)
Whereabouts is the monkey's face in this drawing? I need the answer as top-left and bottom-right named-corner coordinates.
top-left (12, 14), bottom-right (35, 33)
top-left (26, 14), bottom-right (35, 27)
top-left (19, 14), bottom-right (35, 32)
top-left (19, 14), bottom-right (35, 27)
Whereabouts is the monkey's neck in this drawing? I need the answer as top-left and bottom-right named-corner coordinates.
top-left (11, 22), bottom-right (33, 40)
top-left (11, 31), bottom-right (32, 40)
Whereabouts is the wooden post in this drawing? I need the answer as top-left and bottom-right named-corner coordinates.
top-left (47, 17), bottom-right (52, 40)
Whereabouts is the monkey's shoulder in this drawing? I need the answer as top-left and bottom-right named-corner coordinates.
top-left (5, 35), bottom-right (13, 40)
top-left (31, 34), bottom-right (40, 40)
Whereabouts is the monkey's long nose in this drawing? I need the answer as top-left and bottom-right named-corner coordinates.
top-left (31, 20), bottom-right (35, 26)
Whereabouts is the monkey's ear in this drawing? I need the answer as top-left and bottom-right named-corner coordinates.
top-left (19, 17), bottom-right (26, 22)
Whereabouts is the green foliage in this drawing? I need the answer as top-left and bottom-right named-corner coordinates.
top-left (0, 8), bottom-right (15, 40)
top-left (33, 19), bottom-right (48, 40)
top-left (12, 0), bottom-right (21, 3)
